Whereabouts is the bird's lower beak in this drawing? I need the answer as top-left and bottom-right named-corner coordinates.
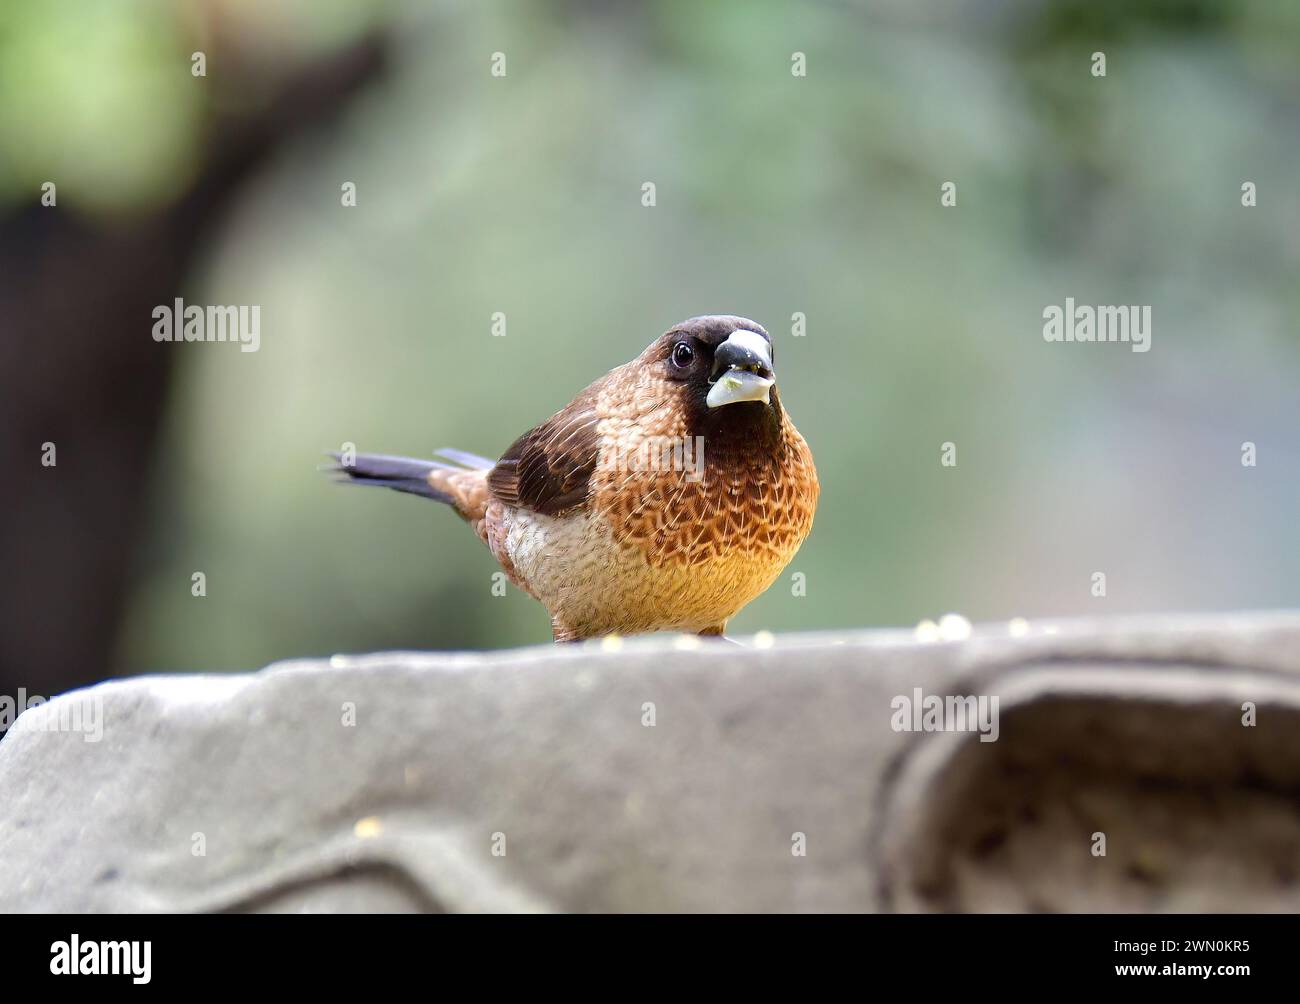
top-left (706, 330), bottom-right (776, 408)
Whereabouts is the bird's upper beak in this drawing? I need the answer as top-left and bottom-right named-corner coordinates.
top-left (706, 330), bottom-right (776, 408)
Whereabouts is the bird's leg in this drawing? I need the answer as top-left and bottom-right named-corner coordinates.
top-left (551, 618), bottom-right (580, 643)
top-left (698, 625), bottom-right (744, 646)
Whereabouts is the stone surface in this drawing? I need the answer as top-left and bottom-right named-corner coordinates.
top-left (2, 612), bottom-right (1299, 913)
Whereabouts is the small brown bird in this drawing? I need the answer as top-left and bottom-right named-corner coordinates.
top-left (332, 315), bottom-right (818, 641)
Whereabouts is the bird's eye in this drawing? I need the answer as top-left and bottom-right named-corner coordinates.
top-left (670, 341), bottom-right (695, 369)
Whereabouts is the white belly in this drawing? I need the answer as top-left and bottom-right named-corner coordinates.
top-left (498, 506), bottom-right (787, 636)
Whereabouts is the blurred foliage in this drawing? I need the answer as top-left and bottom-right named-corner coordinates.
top-left (5, 0), bottom-right (1298, 669)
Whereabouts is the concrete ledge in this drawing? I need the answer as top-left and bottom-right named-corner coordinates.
top-left (2, 612), bottom-right (1298, 912)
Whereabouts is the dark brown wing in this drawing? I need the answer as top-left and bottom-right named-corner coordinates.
top-left (487, 384), bottom-right (601, 516)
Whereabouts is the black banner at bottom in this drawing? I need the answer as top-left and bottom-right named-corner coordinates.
top-left (0, 913), bottom-right (1280, 989)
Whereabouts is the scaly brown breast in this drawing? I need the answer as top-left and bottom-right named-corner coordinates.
top-left (589, 416), bottom-right (819, 631)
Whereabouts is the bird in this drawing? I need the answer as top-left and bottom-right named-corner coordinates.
top-left (329, 315), bottom-right (819, 642)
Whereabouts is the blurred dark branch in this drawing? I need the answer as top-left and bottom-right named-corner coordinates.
top-left (0, 33), bottom-right (388, 699)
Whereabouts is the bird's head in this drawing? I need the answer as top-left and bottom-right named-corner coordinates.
top-left (646, 315), bottom-right (780, 430)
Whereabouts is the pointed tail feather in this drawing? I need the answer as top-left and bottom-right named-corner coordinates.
top-left (433, 447), bottom-right (496, 470)
top-left (326, 452), bottom-right (455, 504)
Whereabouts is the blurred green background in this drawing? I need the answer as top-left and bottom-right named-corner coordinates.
top-left (3, 0), bottom-right (1297, 678)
